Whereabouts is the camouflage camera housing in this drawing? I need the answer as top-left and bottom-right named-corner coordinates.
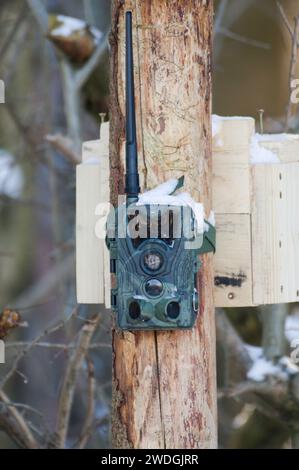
top-left (107, 203), bottom-right (215, 330)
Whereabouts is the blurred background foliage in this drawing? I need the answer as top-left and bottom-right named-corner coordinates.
top-left (0, 0), bottom-right (299, 449)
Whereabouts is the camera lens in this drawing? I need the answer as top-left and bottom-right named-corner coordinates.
top-left (166, 301), bottom-right (180, 319)
top-left (144, 279), bottom-right (163, 297)
top-left (128, 301), bottom-right (141, 319)
top-left (143, 252), bottom-right (162, 271)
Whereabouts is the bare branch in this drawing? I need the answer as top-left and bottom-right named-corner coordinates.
top-left (276, 1), bottom-right (293, 38)
top-left (285, 16), bottom-right (299, 131)
top-left (218, 27), bottom-right (270, 50)
top-left (26, 0), bottom-right (48, 33)
top-left (54, 315), bottom-right (101, 448)
top-left (77, 358), bottom-right (96, 449)
top-left (261, 304), bottom-right (288, 360)
top-left (59, 60), bottom-right (82, 150)
top-left (0, 390), bottom-right (39, 448)
top-left (10, 253), bottom-right (74, 312)
top-left (0, 5), bottom-right (27, 59)
top-left (6, 341), bottom-right (111, 350)
top-left (45, 134), bottom-right (81, 164)
top-left (75, 33), bottom-right (109, 89)
top-left (0, 306), bottom-right (78, 390)
top-left (216, 309), bottom-right (252, 384)
top-left (214, 0), bottom-right (228, 35)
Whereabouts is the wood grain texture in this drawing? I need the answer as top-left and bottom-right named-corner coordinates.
top-left (258, 135), bottom-right (299, 164)
top-left (212, 117), bottom-right (254, 307)
top-left (76, 132), bottom-right (110, 305)
top-left (214, 214), bottom-right (253, 307)
top-left (110, 0), bottom-right (216, 449)
top-left (212, 118), bottom-right (254, 214)
top-left (252, 162), bottom-right (299, 305)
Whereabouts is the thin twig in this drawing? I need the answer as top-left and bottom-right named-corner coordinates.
top-left (75, 32), bottom-right (109, 89)
top-left (0, 5), bottom-right (27, 59)
top-left (0, 307), bottom-right (78, 390)
top-left (276, 1), bottom-right (299, 130)
top-left (26, 0), bottom-right (48, 32)
top-left (214, 0), bottom-right (228, 35)
top-left (0, 390), bottom-right (38, 448)
top-left (6, 341), bottom-right (111, 350)
top-left (10, 253), bottom-right (74, 312)
top-left (276, 1), bottom-right (294, 38)
top-left (218, 27), bottom-right (270, 50)
top-left (54, 315), bottom-right (101, 448)
top-left (45, 134), bottom-right (81, 164)
top-left (77, 357), bottom-right (96, 449)
top-left (285, 16), bottom-right (299, 131)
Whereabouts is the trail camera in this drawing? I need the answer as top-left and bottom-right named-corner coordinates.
top-left (107, 12), bottom-right (215, 330)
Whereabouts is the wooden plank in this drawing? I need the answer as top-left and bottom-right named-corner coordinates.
top-left (77, 120), bottom-right (110, 304)
top-left (213, 158), bottom-right (251, 214)
top-left (258, 135), bottom-right (299, 163)
top-left (82, 122), bottom-right (110, 162)
top-left (213, 116), bottom-right (255, 150)
top-left (214, 214), bottom-right (253, 307)
top-left (76, 163), bottom-right (109, 303)
top-left (212, 117), bottom-right (254, 214)
top-left (252, 162), bottom-right (299, 305)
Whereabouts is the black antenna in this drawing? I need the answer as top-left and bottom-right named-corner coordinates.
top-left (125, 11), bottom-right (140, 202)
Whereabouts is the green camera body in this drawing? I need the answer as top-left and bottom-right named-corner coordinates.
top-left (107, 203), bottom-right (215, 330)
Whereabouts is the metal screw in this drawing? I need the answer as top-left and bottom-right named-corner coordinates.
top-left (99, 112), bottom-right (106, 124)
top-left (258, 109), bottom-right (264, 134)
top-left (228, 292), bottom-right (234, 300)
top-left (99, 112), bottom-right (106, 139)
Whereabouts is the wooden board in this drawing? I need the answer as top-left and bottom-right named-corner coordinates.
top-left (212, 117), bottom-right (254, 214)
top-left (214, 214), bottom-right (253, 307)
top-left (82, 122), bottom-right (110, 162)
top-left (76, 131), bottom-right (111, 306)
top-left (258, 135), bottom-right (299, 164)
top-left (252, 162), bottom-right (299, 305)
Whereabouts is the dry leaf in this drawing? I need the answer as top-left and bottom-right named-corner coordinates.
top-left (0, 308), bottom-right (22, 340)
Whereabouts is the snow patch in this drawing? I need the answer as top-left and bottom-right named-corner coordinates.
top-left (245, 344), bottom-right (262, 362)
top-left (204, 211), bottom-right (215, 232)
top-left (52, 15), bottom-right (103, 43)
top-left (256, 133), bottom-right (299, 142)
top-left (138, 178), bottom-right (178, 200)
top-left (207, 210), bottom-right (215, 227)
top-left (212, 114), bottom-right (222, 138)
top-left (211, 114), bottom-right (223, 146)
top-left (0, 150), bottom-right (24, 198)
top-left (137, 178), bottom-right (210, 235)
top-left (245, 343), bottom-right (299, 382)
top-left (250, 135), bottom-right (279, 164)
top-left (285, 311), bottom-right (299, 342)
top-left (211, 115), bottom-right (294, 163)
top-left (247, 356), bottom-right (286, 382)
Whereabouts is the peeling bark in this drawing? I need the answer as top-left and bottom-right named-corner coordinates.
top-left (110, 0), bottom-right (216, 449)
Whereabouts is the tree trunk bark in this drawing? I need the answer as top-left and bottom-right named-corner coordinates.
top-left (110, 0), bottom-right (216, 449)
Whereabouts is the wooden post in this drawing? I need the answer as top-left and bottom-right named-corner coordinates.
top-left (110, 0), bottom-right (216, 448)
